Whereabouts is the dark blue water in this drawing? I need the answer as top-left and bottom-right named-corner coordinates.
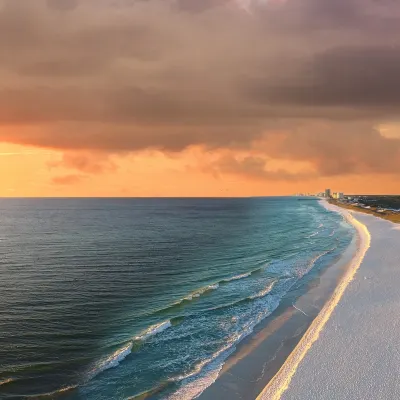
top-left (0, 198), bottom-right (353, 399)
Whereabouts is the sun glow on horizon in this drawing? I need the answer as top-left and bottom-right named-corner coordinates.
top-left (0, 141), bottom-right (398, 197)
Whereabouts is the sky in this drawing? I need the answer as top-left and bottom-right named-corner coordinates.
top-left (0, 0), bottom-right (400, 197)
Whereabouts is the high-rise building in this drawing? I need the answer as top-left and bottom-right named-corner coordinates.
top-left (332, 192), bottom-right (344, 200)
top-left (325, 188), bottom-right (331, 198)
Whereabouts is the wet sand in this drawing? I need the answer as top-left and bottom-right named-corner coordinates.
top-left (279, 212), bottom-right (400, 399)
top-left (198, 201), bottom-right (359, 400)
top-left (257, 202), bottom-right (371, 400)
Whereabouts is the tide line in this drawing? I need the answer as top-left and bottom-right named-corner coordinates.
top-left (256, 201), bottom-right (371, 400)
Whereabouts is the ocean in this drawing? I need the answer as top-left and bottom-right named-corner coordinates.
top-left (0, 197), bottom-right (353, 399)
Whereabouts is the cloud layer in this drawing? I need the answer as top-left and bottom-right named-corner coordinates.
top-left (0, 0), bottom-right (399, 180)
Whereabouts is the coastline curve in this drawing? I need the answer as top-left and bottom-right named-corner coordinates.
top-left (256, 200), bottom-right (371, 400)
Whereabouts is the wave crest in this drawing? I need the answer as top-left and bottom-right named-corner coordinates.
top-left (249, 281), bottom-right (277, 300)
top-left (25, 384), bottom-right (78, 399)
top-left (88, 343), bottom-right (133, 379)
top-left (307, 231), bottom-right (319, 238)
top-left (0, 378), bottom-right (15, 386)
top-left (222, 271), bottom-right (252, 282)
top-left (135, 320), bottom-right (172, 341)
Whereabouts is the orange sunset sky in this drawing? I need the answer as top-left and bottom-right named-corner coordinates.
top-left (1, 0), bottom-right (400, 197)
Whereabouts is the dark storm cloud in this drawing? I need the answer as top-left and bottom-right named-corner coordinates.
top-left (246, 46), bottom-right (400, 107)
top-left (46, 0), bottom-right (78, 11)
top-left (258, 123), bottom-right (400, 176)
top-left (175, 0), bottom-right (229, 13)
top-left (208, 154), bottom-right (316, 181)
top-left (0, 0), bottom-right (400, 178)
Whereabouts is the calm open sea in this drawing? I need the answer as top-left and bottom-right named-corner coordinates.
top-left (0, 198), bottom-right (353, 399)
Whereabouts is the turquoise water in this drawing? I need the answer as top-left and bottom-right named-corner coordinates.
top-left (0, 198), bottom-right (353, 399)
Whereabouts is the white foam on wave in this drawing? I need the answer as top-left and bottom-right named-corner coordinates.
top-left (167, 294), bottom-right (283, 400)
top-left (167, 361), bottom-right (225, 400)
top-left (207, 284), bottom-right (219, 290)
top-left (249, 280), bottom-right (277, 300)
top-left (189, 283), bottom-right (219, 298)
top-left (184, 270), bottom-right (260, 304)
top-left (182, 284), bottom-right (220, 302)
top-left (88, 342), bottom-right (133, 379)
top-left (171, 341), bottom-right (236, 384)
top-left (329, 229), bottom-right (335, 237)
top-left (135, 320), bottom-right (172, 341)
top-left (294, 248), bottom-right (335, 278)
top-left (257, 200), bottom-right (371, 400)
top-left (223, 271), bottom-right (252, 282)
top-left (168, 331), bottom-right (249, 399)
top-left (307, 231), bottom-right (319, 238)
top-left (0, 378), bottom-right (14, 386)
top-left (173, 283), bottom-right (221, 306)
top-left (88, 320), bottom-right (173, 381)
top-left (318, 223), bottom-right (324, 228)
top-left (168, 271), bottom-right (257, 310)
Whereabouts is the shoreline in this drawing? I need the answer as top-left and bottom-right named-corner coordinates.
top-left (280, 206), bottom-right (400, 399)
top-left (257, 200), bottom-right (371, 400)
top-left (198, 200), bottom-right (362, 400)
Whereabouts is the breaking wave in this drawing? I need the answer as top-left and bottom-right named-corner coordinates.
top-left (134, 320), bottom-right (172, 341)
top-left (307, 231), bottom-right (319, 238)
top-left (249, 281), bottom-right (277, 300)
top-left (152, 267), bottom-right (267, 317)
top-left (222, 271), bottom-right (252, 282)
top-left (88, 343), bottom-right (133, 379)
top-left (0, 378), bottom-right (14, 386)
top-left (88, 320), bottom-right (173, 380)
top-left (166, 295), bottom-right (283, 400)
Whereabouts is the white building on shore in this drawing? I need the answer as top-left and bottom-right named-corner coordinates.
top-left (332, 192), bottom-right (344, 200)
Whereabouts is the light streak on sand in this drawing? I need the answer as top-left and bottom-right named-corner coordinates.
top-left (257, 202), bottom-right (371, 400)
top-left (292, 303), bottom-right (308, 317)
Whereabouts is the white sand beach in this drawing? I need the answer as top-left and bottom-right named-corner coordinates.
top-left (258, 201), bottom-right (400, 399)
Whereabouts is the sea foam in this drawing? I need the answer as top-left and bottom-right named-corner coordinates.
top-left (135, 320), bottom-right (172, 341)
top-left (88, 342), bottom-right (133, 378)
top-left (307, 231), bottom-right (319, 238)
top-left (167, 295), bottom-right (282, 400)
top-left (88, 320), bottom-right (172, 380)
top-left (156, 270), bottom-right (259, 315)
top-left (257, 201), bottom-right (371, 400)
top-left (222, 271), bottom-right (252, 282)
top-left (0, 378), bottom-right (14, 386)
top-left (249, 280), bottom-right (277, 300)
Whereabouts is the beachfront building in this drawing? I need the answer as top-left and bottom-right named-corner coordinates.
top-left (332, 192), bottom-right (345, 200)
top-left (325, 189), bottom-right (331, 198)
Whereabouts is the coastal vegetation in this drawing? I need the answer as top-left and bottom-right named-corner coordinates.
top-left (329, 197), bottom-right (400, 224)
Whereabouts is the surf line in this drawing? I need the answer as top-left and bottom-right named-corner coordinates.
top-left (256, 204), bottom-right (371, 400)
